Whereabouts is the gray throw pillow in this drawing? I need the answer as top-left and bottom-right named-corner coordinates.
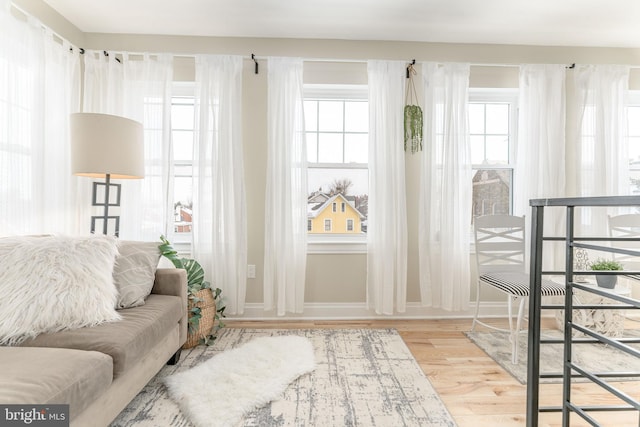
top-left (113, 241), bottom-right (162, 309)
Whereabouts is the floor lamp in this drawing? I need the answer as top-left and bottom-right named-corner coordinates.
top-left (70, 112), bottom-right (144, 237)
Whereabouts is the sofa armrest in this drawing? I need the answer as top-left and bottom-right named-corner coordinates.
top-left (151, 268), bottom-right (188, 346)
top-left (151, 268), bottom-right (187, 300)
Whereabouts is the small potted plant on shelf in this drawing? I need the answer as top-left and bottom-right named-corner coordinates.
top-left (589, 258), bottom-right (623, 289)
top-left (159, 236), bottom-right (225, 347)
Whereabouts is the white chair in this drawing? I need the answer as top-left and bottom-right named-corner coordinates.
top-left (471, 214), bottom-right (565, 364)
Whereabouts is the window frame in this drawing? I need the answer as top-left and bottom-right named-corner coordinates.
top-left (469, 88), bottom-right (518, 218)
top-left (305, 84), bottom-right (369, 254)
top-left (468, 88), bottom-right (518, 251)
top-left (169, 82), bottom-right (196, 254)
top-left (627, 91), bottom-right (640, 196)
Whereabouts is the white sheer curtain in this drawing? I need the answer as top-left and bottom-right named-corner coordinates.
top-left (192, 55), bottom-right (247, 315)
top-left (366, 60), bottom-right (408, 315)
top-left (419, 62), bottom-right (471, 311)
top-left (515, 64), bottom-right (566, 269)
top-left (264, 57), bottom-right (307, 315)
top-left (573, 65), bottom-right (630, 235)
top-left (0, 2), bottom-right (81, 236)
top-left (82, 51), bottom-right (174, 240)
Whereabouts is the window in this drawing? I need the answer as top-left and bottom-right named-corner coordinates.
top-left (628, 94), bottom-right (640, 195)
top-left (0, 59), bottom-right (33, 218)
top-left (307, 219), bottom-right (312, 231)
top-left (582, 99), bottom-right (636, 195)
top-left (305, 85), bottom-right (368, 252)
top-left (324, 219), bottom-right (332, 231)
top-left (170, 84), bottom-right (196, 244)
top-left (469, 89), bottom-right (518, 219)
top-left (346, 218), bottom-right (354, 231)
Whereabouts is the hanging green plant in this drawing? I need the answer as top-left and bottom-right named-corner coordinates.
top-left (404, 105), bottom-right (423, 153)
top-left (404, 63), bottom-right (423, 154)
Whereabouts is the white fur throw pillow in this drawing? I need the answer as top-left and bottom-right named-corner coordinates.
top-left (0, 235), bottom-right (121, 345)
top-left (113, 241), bottom-right (161, 309)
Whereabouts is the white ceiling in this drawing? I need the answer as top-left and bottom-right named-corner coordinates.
top-left (42, 0), bottom-right (640, 48)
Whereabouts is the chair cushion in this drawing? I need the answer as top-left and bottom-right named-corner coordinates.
top-left (479, 272), bottom-right (565, 297)
top-left (19, 294), bottom-right (183, 378)
top-left (0, 347), bottom-right (112, 419)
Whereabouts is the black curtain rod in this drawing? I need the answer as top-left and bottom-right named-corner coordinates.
top-left (64, 48), bottom-right (577, 72)
top-left (68, 48), bottom-right (124, 63)
top-left (103, 50), bottom-right (121, 63)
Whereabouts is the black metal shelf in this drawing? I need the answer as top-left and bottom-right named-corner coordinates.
top-left (527, 196), bottom-right (640, 427)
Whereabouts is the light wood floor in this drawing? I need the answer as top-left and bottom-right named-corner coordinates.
top-left (224, 318), bottom-right (640, 427)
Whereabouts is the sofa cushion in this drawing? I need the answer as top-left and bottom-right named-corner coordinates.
top-left (0, 347), bottom-right (113, 419)
top-left (113, 240), bottom-right (162, 309)
top-left (20, 294), bottom-right (183, 378)
top-left (0, 234), bottom-right (121, 345)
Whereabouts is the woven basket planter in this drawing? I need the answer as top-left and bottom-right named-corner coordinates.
top-left (183, 288), bottom-right (216, 349)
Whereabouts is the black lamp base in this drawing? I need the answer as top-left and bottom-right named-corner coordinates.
top-left (90, 174), bottom-right (122, 237)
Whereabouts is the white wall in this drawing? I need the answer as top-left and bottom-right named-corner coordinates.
top-left (16, 0), bottom-right (640, 318)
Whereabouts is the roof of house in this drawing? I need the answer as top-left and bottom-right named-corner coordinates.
top-left (307, 193), bottom-right (365, 220)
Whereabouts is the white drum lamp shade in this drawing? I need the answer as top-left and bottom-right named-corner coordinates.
top-left (70, 112), bottom-right (144, 236)
top-left (70, 112), bottom-right (144, 179)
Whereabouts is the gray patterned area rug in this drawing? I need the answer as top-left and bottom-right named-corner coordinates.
top-left (466, 329), bottom-right (640, 384)
top-left (111, 328), bottom-right (457, 427)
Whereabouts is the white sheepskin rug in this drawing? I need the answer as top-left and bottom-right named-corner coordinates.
top-left (164, 335), bottom-right (315, 427)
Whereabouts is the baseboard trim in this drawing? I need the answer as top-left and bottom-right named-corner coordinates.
top-left (226, 301), bottom-right (517, 321)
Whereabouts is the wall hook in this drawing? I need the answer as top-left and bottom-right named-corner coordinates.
top-left (251, 54), bottom-right (259, 74)
top-left (406, 59), bottom-right (416, 78)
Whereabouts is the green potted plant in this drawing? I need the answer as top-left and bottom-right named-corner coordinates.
top-left (589, 258), bottom-right (623, 289)
top-left (159, 236), bottom-right (225, 347)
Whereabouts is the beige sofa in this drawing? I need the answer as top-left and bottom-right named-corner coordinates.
top-left (0, 268), bottom-right (187, 427)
